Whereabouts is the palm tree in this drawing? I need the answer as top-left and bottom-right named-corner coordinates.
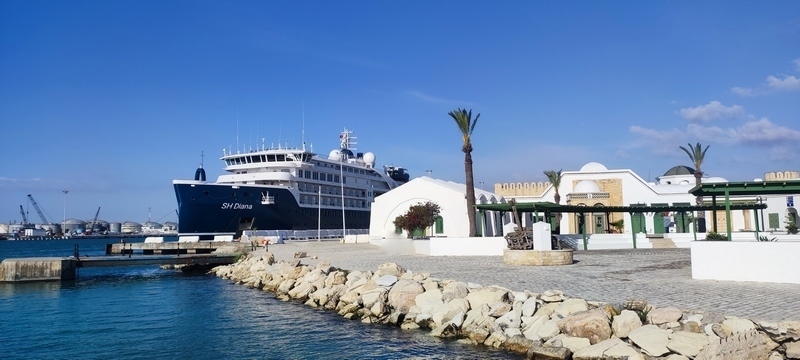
top-left (543, 169), bottom-right (563, 204)
top-left (544, 169), bottom-right (563, 234)
top-left (679, 142), bottom-right (710, 232)
top-left (448, 108), bottom-right (479, 237)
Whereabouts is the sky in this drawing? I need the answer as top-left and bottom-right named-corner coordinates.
top-left (1, 1), bottom-right (799, 224)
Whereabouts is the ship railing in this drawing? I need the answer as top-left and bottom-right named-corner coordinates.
top-left (261, 193), bottom-right (275, 205)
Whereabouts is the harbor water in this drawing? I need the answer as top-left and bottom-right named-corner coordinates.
top-left (0, 238), bottom-right (520, 359)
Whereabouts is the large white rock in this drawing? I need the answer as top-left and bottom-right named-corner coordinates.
top-left (375, 274), bottom-right (398, 287)
top-left (545, 334), bottom-right (592, 353)
top-left (465, 286), bottom-right (512, 309)
top-left (442, 281), bottom-right (470, 301)
top-left (647, 307), bottom-right (683, 325)
top-left (488, 302), bottom-right (513, 317)
top-left (557, 309), bottom-right (613, 345)
top-left (537, 319), bottom-right (561, 341)
top-left (375, 262), bottom-right (406, 277)
top-left (496, 308), bottom-right (522, 329)
top-left (667, 331), bottom-right (710, 358)
top-left (629, 325), bottom-right (670, 357)
top-left (723, 317), bottom-right (756, 334)
top-left (573, 338), bottom-right (624, 360)
top-left (520, 297), bottom-right (539, 317)
top-left (360, 287), bottom-right (389, 309)
top-left (604, 341), bottom-right (645, 360)
top-left (555, 298), bottom-right (588, 318)
top-left (415, 289), bottom-right (444, 314)
top-left (541, 290), bottom-right (565, 302)
top-left (387, 279), bottom-right (424, 313)
top-left (785, 340), bottom-right (800, 359)
top-left (612, 310), bottom-right (643, 338)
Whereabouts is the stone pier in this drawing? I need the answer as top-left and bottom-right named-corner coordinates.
top-left (0, 257), bottom-right (77, 282)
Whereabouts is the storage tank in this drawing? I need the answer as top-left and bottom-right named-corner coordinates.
top-left (109, 222), bottom-right (122, 234)
top-left (163, 221), bottom-right (178, 231)
top-left (64, 219), bottom-right (86, 234)
top-left (41, 223), bottom-right (62, 235)
top-left (121, 221), bottom-right (141, 234)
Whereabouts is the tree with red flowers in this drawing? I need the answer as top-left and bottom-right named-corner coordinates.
top-left (393, 202), bottom-right (441, 239)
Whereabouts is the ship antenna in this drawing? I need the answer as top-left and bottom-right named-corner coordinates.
top-left (236, 108), bottom-right (240, 154)
top-left (200, 151), bottom-right (204, 168)
top-left (302, 102), bottom-right (306, 151)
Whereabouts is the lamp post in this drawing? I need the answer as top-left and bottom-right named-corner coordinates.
top-left (757, 196), bottom-right (766, 230)
top-left (62, 190), bottom-right (68, 232)
top-left (479, 181), bottom-right (484, 190)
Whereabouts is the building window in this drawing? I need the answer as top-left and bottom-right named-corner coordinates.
top-left (435, 216), bottom-right (444, 234)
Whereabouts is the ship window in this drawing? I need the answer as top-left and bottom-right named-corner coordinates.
top-left (334, 175), bottom-right (340, 183)
top-left (246, 157), bottom-right (252, 163)
top-left (261, 155), bottom-right (266, 162)
top-left (267, 154), bottom-right (276, 162)
top-left (276, 154), bottom-right (285, 162)
top-left (312, 172), bottom-right (319, 180)
top-left (327, 174), bottom-right (333, 182)
top-left (252, 156), bottom-right (261, 163)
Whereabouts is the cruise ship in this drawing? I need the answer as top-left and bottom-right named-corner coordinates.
top-left (173, 129), bottom-right (409, 239)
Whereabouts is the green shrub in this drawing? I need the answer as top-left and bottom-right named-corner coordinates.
top-left (704, 231), bottom-right (728, 241)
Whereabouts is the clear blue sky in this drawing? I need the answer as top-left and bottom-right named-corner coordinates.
top-left (2, 1), bottom-right (799, 224)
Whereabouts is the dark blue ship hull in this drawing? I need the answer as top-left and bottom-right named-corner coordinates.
top-left (174, 182), bottom-right (370, 239)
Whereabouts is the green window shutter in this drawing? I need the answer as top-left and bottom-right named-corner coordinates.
top-left (768, 213), bottom-right (780, 229)
top-left (435, 216), bottom-right (444, 234)
top-left (395, 225), bottom-right (402, 234)
top-left (412, 228), bottom-right (425, 238)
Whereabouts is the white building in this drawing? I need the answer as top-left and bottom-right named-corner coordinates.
top-left (369, 176), bottom-right (506, 241)
top-left (495, 162), bottom-right (800, 236)
top-left (370, 163), bottom-right (799, 242)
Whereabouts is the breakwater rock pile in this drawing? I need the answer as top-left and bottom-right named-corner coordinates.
top-left (212, 253), bottom-right (800, 360)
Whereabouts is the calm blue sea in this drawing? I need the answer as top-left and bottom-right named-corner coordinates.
top-left (0, 238), bottom-right (519, 359)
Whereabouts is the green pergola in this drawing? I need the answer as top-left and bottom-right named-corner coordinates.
top-left (689, 180), bottom-right (800, 240)
top-left (475, 201), bottom-right (767, 249)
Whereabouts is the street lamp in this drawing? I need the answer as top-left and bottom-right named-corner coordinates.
top-left (62, 190), bottom-right (69, 231)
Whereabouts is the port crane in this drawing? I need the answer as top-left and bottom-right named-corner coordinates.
top-left (26, 194), bottom-right (50, 224)
top-left (19, 205), bottom-right (28, 225)
top-left (86, 207), bottom-right (101, 235)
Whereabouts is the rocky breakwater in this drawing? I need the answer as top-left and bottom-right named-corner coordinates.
top-left (211, 253), bottom-right (800, 360)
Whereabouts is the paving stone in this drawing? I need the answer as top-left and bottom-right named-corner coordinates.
top-left (258, 243), bottom-right (800, 323)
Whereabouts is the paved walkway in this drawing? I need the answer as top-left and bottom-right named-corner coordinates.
top-left (257, 241), bottom-right (800, 323)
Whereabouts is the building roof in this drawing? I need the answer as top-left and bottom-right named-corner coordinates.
top-left (663, 165), bottom-right (695, 176)
top-left (689, 180), bottom-right (800, 197)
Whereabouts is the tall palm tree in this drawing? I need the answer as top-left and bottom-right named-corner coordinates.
top-left (544, 169), bottom-right (563, 234)
top-left (448, 108), bottom-right (479, 237)
top-left (543, 169), bottom-right (563, 204)
top-left (679, 142), bottom-right (710, 231)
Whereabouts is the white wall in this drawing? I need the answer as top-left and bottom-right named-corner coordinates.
top-left (426, 237), bottom-right (507, 256)
top-left (691, 241), bottom-right (800, 284)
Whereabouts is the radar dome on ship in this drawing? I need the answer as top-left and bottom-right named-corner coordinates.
top-left (328, 149), bottom-right (341, 160)
top-left (363, 152), bottom-right (376, 166)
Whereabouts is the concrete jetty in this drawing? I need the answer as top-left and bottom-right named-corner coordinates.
top-left (0, 254), bottom-right (239, 282)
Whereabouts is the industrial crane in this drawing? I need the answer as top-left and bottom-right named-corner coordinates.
top-left (86, 207), bottom-right (101, 235)
top-left (26, 194), bottom-right (50, 224)
top-left (19, 205), bottom-right (28, 225)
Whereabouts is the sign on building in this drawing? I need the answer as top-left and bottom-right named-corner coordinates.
top-left (788, 196), bottom-right (794, 207)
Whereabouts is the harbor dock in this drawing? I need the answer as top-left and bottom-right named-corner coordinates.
top-left (0, 241), bottom-right (245, 282)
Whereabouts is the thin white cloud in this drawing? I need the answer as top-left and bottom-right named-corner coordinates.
top-left (405, 90), bottom-right (475, 107)
top-left (730, 86), bottom-right (755, 97)
top-left (735, 117), bottom-right (800, 145)
top-left (732, 58), bottom-right (800, 96)
top-left (677, 101), bottom-right (745, 122)
top-left (628, 125), bottom-right (686, 155)
top-left (765, 75), bottom-right (800, 91)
